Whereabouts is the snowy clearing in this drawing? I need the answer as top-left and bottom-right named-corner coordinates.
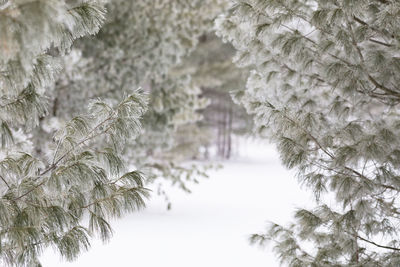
top-left (41, 140), bottom-right (312, 266)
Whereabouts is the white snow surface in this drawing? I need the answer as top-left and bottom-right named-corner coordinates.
top-left (41, 139), bottom-right (312, 267)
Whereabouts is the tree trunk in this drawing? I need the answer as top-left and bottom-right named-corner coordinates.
top-left (225, 106), bottom-right (233, 159)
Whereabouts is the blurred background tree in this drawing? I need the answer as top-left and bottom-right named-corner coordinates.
top-left (176, 33), bottom-right (252, 160)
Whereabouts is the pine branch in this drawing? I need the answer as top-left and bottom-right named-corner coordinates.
top-left (280, 111), bottom-right (400, 193)
top-left (345, 18), bottom-right (400, 99)
top-left (368, 38), bottom-right (393, 48)
top-left (357, 235), bottom-right (400, 252)
top-left (13, 109), bottom-right (118, 202)
top-left (53, 112), bottom-right (116, 167)
top-left (280, 17), bottom-right (400, 102)
top-left (0, 174), bottom-right (10, 189)
top-left (352, 15), bottom-right (395, 40)
top-left (77, 187), bottom-right (148, 211)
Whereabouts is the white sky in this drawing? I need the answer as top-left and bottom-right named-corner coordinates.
top-left (41, 139), bottom-right (312, 267)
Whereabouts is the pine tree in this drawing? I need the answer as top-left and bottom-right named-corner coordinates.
top-left (0, 0), bottom-right (233, 264)
top-left (36, 0), bottom-right (227, 202)
top-left (216, 0), bottom-right (400, 265)
top-left (0, 1), bottom-right (148, 265)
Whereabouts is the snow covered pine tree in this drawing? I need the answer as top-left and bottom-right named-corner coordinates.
top-left (41, 0), bottom-right (226, 205)
top-left (217, 0), bottom-right (400, 265)
top-left (0, 1), bottom-right (148, 265)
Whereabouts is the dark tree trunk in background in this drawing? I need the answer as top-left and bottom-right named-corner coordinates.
top-left (221, 105), bottom-right (227, 158)
top-left (225, 106), bottom-right (233, 159)
top-left (217, 98), bottom-right (223, 157)
top-left (201, 86), bottom-right (247, 160)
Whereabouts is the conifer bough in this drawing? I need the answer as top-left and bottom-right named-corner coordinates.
top-left (216, 0), bottom-right (400, 265)
top-left (0, 0), bottom-right (230, 265)
top-left (0, 1), bottom-right (150, 266)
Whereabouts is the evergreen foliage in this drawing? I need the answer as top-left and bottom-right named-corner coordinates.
top-left (0, 1), bottom-right (150, 265)
top-left (38, 0), bottom-right (227, 203)
top-left (0, 0), bottom-right (232, 264)
top-left (216, 0), bottom-right (400, 265)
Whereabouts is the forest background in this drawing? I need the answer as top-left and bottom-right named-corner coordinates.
top-left (1, 0), bottom-right (400, 266)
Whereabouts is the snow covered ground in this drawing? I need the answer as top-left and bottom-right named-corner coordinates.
top-left (41, 139), bottom-right (312, 266)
